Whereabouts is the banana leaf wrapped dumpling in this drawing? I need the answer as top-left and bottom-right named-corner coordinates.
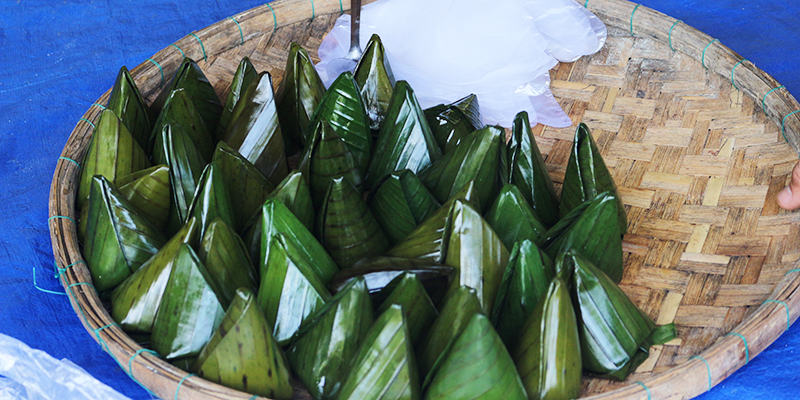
top-left (484, 183), bottom-right (548, 250)
top-left (354, 34), bottom-right (396, 131)
top-left (217, 56), bottom-right (259, 140)
top-left (424, 93), bottom-right (482, 154)
top-left (276, 43), bottom-right (327, 151)
top-left (150, 57), bottom-right (223, 137)
top-left (368, 169), bottom-right (441, 244)
top-left (107, 66), bottom-right (153, 151)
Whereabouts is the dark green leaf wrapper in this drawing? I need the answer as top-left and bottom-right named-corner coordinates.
top-left (197, 218), bottom-right (258, 309)
top-left (276, 43), bottom-right (327, 151)
top-left (424, 94), bottom-right (482, 154)
top-left (150, 57), bottom-right (223, 137)
top-left (377, 273), bottom-right (438, 346)
top-left (217, 57), bottom-right (259, 140)
top-left (354, 34), bottom-right (396, 131)
top-left (369, 170), bottom-right (441, 244)
top-left (298, 118), bottom-right (365, 203)
top-left (107, 66), bottom-right (153, 151)
top-left (150, 88), bottom-right (215, 161)
top-left (485, 184), bottom-right (548, 250)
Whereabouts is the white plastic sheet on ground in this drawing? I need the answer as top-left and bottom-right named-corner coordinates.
top-left (316, 0), bottom-right (606, 128)
top-left (0, 334), bottom-right (130, 400)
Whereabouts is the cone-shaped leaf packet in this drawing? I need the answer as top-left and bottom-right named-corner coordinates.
top-left (354, 34), bottom-right (396, 131)
top-left (217, 56), bottom-right (259, 140)
top-left (223, 71), bottom-right (289, 183)
top-left (368, 170), bottom-right (441, 244)
top-left (337, 305), bottom-right (420, 400)
top-left (83, 176), bottom-right (166, 292)
top-left (508, 111), bottom-right (560, 227)
top-left (269, 170), bottom-right (314, 231)
top-left (107, 66), bottom-right (152, 151)
top-left (257, 233), bottom-right (332, 345)
top-left (366, 80), bottom-right (442, 188)
top-left (329, 257), bottom-right (453, 307)
top-left (491, 240), bottom-right (554, 349)
top-left (387, 181), bottom-right (479, 263)
top-left (543, 191), bottom-right (623, 282)
top-left (259, 199), bottom-right (339, 283)
top-left (151, 57), bottom-right (223, 137)
top-left (569, 250), bottom-right (677, 380)
top-left (512, 278), bottom-right (581, 400)
top-left (485, 184), bottom-right (548, 250)
top-left (116, 164), bottom-right (171, 232)
top-left (110, 217), bottom-right (199, 332)
top-left (197, 218), bottom-right (258, 309)
top-left (377, 273), bottom-right (438, 346)
top-left (186, 163), bottom-right (235, 239)
top-left (150, 88), bottom-right (215, 160)
top-left (317, 176), bottom-right (389, 269)
top-left (424, 94), bottom-right (482, 154)
top-left (561, 122), bottom-right (626, 233)
top-left (286, 278), bottom-right (374, 400)
top-left (417, 286), bottom-right (482, 378)
top-left (276, 43), bottom-right (327, 151)
top-left (150, 244), bottom-right (225, 359)
top-left (210, 140), bottom-right (275, 232)
top-left (308, 71), bottom-right (371, 172)
top-left (425, 314), bottom-right (527, 400)
top-left (445, 199), bottom-right (509, 314)
top-left (193, 288), bottom-right (293, 399)
top-left (298, 118), bottom-right (365, 202)
top-left (419, 125), bottom-right (503, 211)
top-left (78, 109), bottom-right (151, 209)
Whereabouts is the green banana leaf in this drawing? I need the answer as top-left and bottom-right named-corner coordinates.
top-left (512, 278), bottom-right (582, 400)
top-left (491, 240), bottom-right (554, 349)
top-left (425, 314), bottom-right (527, 400)
top-left (445, 199), bottom-right (509, 314)
top-left (256, 233), bottom-right (332, 345)
top-left (259, 199), bottom-right (339, 284)
top-left (508, 111), bottom-right (560, 227)
top-left (78, 109), bottom-right (151, 209)
top-left (83, 175), bottom-right (166, 292)
top-left (276, 43), bottom-right (327, 151)
top-left (298, 118), bottom-right (365, 203)
top-left (329, 257), bottom-right (453, 307)
top-left (561, 122), bottom-right (627, 234)
top-left (269, 170), bottom-right (314, 231)
top-left (423, 94), bottom-right (482, 153)
top-left (569, 250), bottom-right (676, 380)
top-left (376, 273), bottom-right (438, 346)
top-left (222, 71), bottom-right (289, 183)
top-left (197, 217), bottom-right (258, 309)
top-left (368, 170), bottom-right (441, 244)
top-left (285, 278), bottom-right (374, 400)
top-left (354, 34), bottom-right (396, 131)
top-left (150, 88), bottom-right (215, 161)
top-left (150, 244), bottom-right (225, 359)
top-left (152, 124), bottom-right (208, 236)
top-left (416, 286), bottom-right (482, 379)
top-left (366, 80), bottom-right (442, 189)
top-left (317, 176), bottom-right (389, 269)
top-left (193, 288), bottom-right (293, 399)
top-left (216, 56), bottom-right (259, 140)
top-left (107, 66), bottom-right (152, 151)
top-left (308, 71), bottom-right (372, 173)
top-left (110, 217), bottom-right (199, 333)
top-left (336, 305), bottom-right (420, 400)
top-left (418, 125), bottom-right (503, 211)
top-left (386, 181), bottom-right (479, 263)
top-left (485, 184), bottom-right (548, 250)
top-left (151, 57), bottom-right (223, 137)
top-left (543, 191), bottom-right (623, 282)
top-left (186, 163), bottom-right (235, 239)
top-left (116, 164), bottom-right (171, 232)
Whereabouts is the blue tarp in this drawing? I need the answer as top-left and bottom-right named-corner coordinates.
top-left (0, 0), bottom-right (797, 398)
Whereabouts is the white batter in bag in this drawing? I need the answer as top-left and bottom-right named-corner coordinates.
top-left (315, 0), bottom-right (607, 128)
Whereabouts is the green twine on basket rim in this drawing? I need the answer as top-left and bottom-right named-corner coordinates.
top-left (635, 381), bottom-right (651, 400)
top-left (266, 2), bottom-right (277, 32)
top-left (90, 103), bottom-right (106, 110)
top-left (787, 269), bottom-right (800, 276)
top-left (55, 260), bottom-right (85, 278)
top-left (129, 349), bottom-right (160, 377)
top-left (668, 20), bottom-right (682, 51)
top-left (175, 374), bottom-right (196, 400)
top-left (228, 16), bottom-right (244, 45)
top-left (726, 332), bottom-right (749, 364)
top-left (33, 266), bottom-right (67, 295)
top-left (690, 355), bottom-right (712, 391)
top-left (338, 0), bottom-right (343, 14)
top-left (309, 0), bottom-right (315, 20)
top-left (58, 157), bottom-right (80, 169)
top-left (584, 0), bottom-right (589, 7)
top-left (762, 85), bottom-right (786, 116)
top-left (763, 299), bottom-right (791, 331)
top-left (702, 38), bottom-right (719, 69)
top-left (630, 4), bottom-right (640, 35)
top-left (146, 58), bottom-right (164, 84)
top-left (190, 33), bottom-right (207, 62)
top-left (783, 110), bottom-right (800, 144)
top-left (48, 215), bottom-right (76, 225)
top-left (171, 43), bottom-right (186, 59)
top-left (79, 117), bottom-right (95, 129)
top-left (731, 59), bottom-right (748, 90)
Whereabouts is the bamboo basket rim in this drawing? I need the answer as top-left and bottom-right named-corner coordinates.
top-left (47, 0), bottom-right (800, 399)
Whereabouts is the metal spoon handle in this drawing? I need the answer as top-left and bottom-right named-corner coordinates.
top-left (348, 0), bottom-right (362, 57)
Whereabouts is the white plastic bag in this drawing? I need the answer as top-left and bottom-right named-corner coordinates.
top-left (0, 334), bottom-right (130, 400)
top-left (316, 0), bottom-right (606, 128)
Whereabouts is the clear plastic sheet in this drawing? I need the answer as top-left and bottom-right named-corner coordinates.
top-left (0, 334), bottom-right (130, 400)
top-left (315, 0), bottom-right (606, 128)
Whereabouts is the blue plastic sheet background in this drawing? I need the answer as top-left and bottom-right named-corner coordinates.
top-left (0, 0), bottom-right (797, 398)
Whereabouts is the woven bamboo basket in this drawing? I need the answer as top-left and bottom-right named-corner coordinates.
top-left (49, 0), bottom-right (800, 399)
